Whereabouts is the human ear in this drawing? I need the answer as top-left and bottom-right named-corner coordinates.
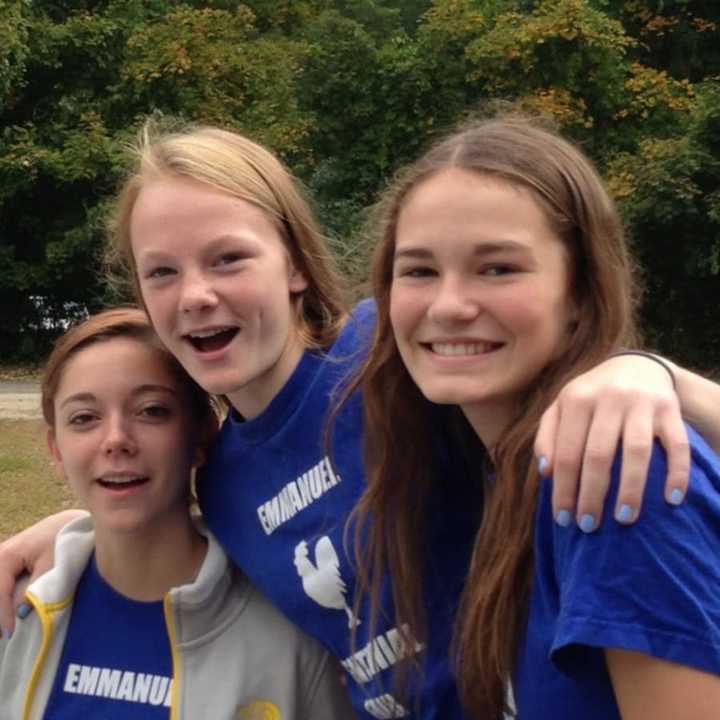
top-left (288, 263), bottom-right (309, 294)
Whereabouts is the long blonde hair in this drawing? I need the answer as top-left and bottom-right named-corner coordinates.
top-left (355, 116), bottom-right (640, 717)
top-left (106, 121), bottom-right (348, 349)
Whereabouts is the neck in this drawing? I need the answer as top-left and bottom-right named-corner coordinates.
top-left (93, 512), bottom-right (207, 602)
top-left (228, 333), bottom-right (306, 420)
top-left (461, 399), bottom-right (516, 450)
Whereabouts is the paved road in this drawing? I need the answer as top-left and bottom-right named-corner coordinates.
top-left (0, 380), bottom-right (39, 394)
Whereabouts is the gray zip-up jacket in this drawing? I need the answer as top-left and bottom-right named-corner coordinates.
top-left (0, 516), bottom-right (352, 719)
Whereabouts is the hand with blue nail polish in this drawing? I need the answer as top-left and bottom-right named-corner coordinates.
top-left (616, 504), bottom-right (634, 524)
top-left (0, 509), bottom-right (85, 636)
top-left (16, 603), bottom-right (31, 620)
top-left (578, 514), bottom-right (596, 534)
top-left (538, 456), bottom-right (549, 477)
top-left (530, 352), bottom-right (720, 529)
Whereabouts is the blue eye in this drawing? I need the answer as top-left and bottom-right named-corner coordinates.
top-left (147, 266), bottom-right (176, 279)
top-left (410, 267), bottom-right (436, 277)
top-left (395, 265), bottom-right (436, 278)
top-left (140, 404), bottom-right (171, 420)
top-left (215, 252), bottom-right (244, 267)
top-left (68, 412), bottom-right (97, 427)
top-left (482, 265), bottom-right (515, 276)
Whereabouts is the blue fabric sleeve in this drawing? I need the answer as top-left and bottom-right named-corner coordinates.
top-left (550, 426), bottom-right (720, 676)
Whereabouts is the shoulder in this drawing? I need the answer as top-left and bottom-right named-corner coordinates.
top-left (26, 515), bottom-right (95, 603)
top-left (540, 424), bottom-right (720, 549)
top-left (537, 424), bottom-right (720, 675)
top-left (686, 424), bottom-right (720, 485)
top-left (642, 425), bottom-right (720, 521)
top-left (350, 297), bottom-right (377, 327)
top-left (329, 298), bottom-right (376, 358)
top-left (537, 423), bottom-right (720, 596)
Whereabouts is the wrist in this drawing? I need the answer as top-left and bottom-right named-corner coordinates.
top-left (607, 350), bottom-right (677, 391)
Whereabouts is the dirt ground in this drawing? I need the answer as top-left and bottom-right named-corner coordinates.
top-left (0, 381), bottom-right (41, 420)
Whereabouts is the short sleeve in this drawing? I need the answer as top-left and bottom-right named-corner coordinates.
top-left (548, 426), bottom-right (720, 677)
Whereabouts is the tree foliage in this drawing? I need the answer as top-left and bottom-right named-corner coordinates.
top-left (0, 0), bottom-right (718, 366)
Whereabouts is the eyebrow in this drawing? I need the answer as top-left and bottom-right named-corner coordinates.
top-left (138, 234), bottom-right (255, 261)
top-left (394, 240), bottom-right (528, 261)
top-left (59, 384), bottom-right (178, 409)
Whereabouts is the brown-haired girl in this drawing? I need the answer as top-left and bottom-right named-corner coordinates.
top-left (0, 307), bottom-right (351, 719)
top-left (2, 122), bottom-right (720, 719)
top-left (359, 116), bottom-right (720, 718)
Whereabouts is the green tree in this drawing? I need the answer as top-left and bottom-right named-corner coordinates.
top-left (120, 5), bottom-right (312, 156)
top-left (0, 0), bottom-right (718, 366)
top-left (608, 0), bottom-right (720, 82)
top-left (0, 0), bottom-right (316, 359)
top-left (606, 84), bottom-right (720, 367)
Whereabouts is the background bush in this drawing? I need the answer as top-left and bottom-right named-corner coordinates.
top-left (0, 0), bottom-right (718, 368)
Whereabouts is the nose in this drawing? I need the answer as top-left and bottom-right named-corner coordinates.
top-left (179, 270), bottom-right (218, 314)
top-left (102, 415), bottom-right (137, 456)
top-left (427, 276), bottom-right (480, 325)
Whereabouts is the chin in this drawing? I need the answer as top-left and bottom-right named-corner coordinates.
top-left (96, 516), bottom-right (148, 536)
top-left (419, 383), bottom-right (485, 406)
top-left (197, 374), bottom-right (245, 397)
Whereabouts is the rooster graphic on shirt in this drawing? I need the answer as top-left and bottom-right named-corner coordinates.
top-left (293, 537), bottom-right (361, 628)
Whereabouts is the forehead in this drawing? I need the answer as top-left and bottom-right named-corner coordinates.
top-left (395, 169), bottom-right (556, 250)
top-left (55, 337), bottom-right (178, 398)
top-left (129, 176), bottom-right (284, 253)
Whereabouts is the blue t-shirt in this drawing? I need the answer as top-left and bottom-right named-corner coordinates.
top-left (514, 425), bottom-right (720, 718)
top-left (199, 300), bottom-right (478, 720)
top-left (43, 555), bottom-right (172, 719)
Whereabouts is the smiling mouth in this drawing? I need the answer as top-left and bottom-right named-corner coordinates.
top-left (98, 476), bottom-right (149, 490)
top-left (185, 327), bottom-right (239, 353)
top-left (428, 341), bottom-right (503, 357)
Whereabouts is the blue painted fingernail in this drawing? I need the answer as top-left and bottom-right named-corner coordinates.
top-left (16, 603), bottom-right (31, 620)
top-left (538, 456), bottom-right (548, 476)
top-left (579, 514), bottom-right (596, 533)
top-left (556, 509), bottom-right (572, 527)
top-left (616, 504), bottom-right (634, 524)
top-left (669, 488), bottom-right (684, 506)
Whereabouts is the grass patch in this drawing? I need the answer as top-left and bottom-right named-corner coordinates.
top-left (0, 419), bottom-right (73, 540)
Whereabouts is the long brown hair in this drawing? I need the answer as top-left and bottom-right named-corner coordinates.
top-left (354, 116), bottom-right (640, 717)
top-left (105, 120), bottom-right (348, 349)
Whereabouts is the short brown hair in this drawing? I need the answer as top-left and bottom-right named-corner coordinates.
top-left (42, 306), bottom-right (216, 433)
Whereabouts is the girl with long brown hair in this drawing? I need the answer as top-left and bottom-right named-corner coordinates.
top-left (358, 116), bottom-right (720, 718)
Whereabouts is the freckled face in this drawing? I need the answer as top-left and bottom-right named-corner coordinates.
top-left (390, 169), bottom-right (576, 440)
top-left (48, 337), bottom-right (200, 536)
top-left (130, 177), bottom-right (308, 420)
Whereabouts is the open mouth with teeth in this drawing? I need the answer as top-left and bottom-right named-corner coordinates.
top-left (427, 341), bottom-right (504, 357)
top-left (98, 477), bottom-right (149, 490)
top-left (185, 327), bottom-right (239, 353)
